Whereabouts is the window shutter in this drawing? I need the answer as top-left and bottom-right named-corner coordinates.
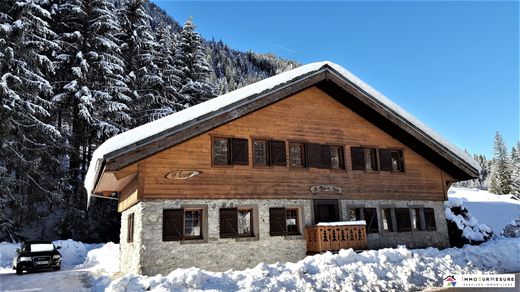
top-left (127, 213), bottom-right (134, 243)
top-left (424, 208), bottom-right (437, 230)
top-left (269, 207), bottom-right (287, 236)
top-left (320, 145), bottom-right (332, 169)
top-left (379, 149), bottom-right (392, 171)
top-left (220, 208), bottom-right (238, 238)
top-left (363, 208), bottom-right (379, 233)
top-left (351, 147), bottom-right (365, 170)
top-left (306, 143), bottom-right (321, 168)
top-left (231, 138), bottom-right (248, 165)
top-left (395, 208), bottom-right (412, 232)
top-left (163, 209), bottom-right (184, 241)
top-left (270, 141), bottom-right (286, 166)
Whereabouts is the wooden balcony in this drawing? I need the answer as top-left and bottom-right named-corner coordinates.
top-left (305, 222), bottom-right (368, 254)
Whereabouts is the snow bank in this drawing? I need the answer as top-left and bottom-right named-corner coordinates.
top-left (79, 242), bottom-right (119, 274)
top-left (448, 188), bottom-right (520, 235)
top-left (0, 239), bottom-right (103, 269)
top-left (85, 61), bottom-right (480, 201)
top-left (445, 202), bottom-right (492, 242)
top-left (106, 238), bottom-right (520, 292)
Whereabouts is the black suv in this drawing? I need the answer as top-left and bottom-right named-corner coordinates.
top-left (12, 241), bottom-right (62, 274)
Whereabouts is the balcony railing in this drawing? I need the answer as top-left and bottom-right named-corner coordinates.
top-left (305, 221), bottom-right (368, 254)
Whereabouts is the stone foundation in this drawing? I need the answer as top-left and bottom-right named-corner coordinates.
top-left (120, 199), bottom-right (450, 275)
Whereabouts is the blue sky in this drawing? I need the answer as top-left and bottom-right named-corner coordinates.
top-left (153, 1), bottom-right (519, 157)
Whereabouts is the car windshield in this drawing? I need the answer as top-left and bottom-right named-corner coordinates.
top-left (30, 244), bottom-right (54, 252)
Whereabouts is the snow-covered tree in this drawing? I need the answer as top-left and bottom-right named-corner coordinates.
top-left (489, 132), bottom-right (513, 195)
top-left (175, 17), bottom-right (215, 106)
top-left (117, 0), bottom-right (163, 125)
top-left (0, 0), bottom-right (63, 241)
top-left (511, 141), bottom-right (520, 197)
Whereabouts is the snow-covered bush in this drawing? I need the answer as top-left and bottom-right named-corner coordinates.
top-left (503, 217), bottom-right (520, 238)
top-left (445, 199), bottom-right (493, 247)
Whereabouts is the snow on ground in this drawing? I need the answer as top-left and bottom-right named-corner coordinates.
top-left (106, 238), bottom-right (520, 292)
top-left (448, 187), bottom-right (520, 235)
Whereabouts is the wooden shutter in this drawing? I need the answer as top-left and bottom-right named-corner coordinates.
top-left (269, 207), bottom-right (287, 236)
top-left (363, 208), bottom-right (379, 233)
top-left (270, 141), bottom-right (286, 166)
top-left (127, 213), bottom-right (134, 243)
top-left (424, 208), bottom-right (437, 231)
top-left (351, 147), bottom-right (365, 170)
top-left (231, 138), bottom-right (248, 165)
top-left (163, 209), bottom-right (184, 241)
top-left (379, 149), bottom-right (392, 171)
top-left (320, 145), bottom-right (332, 169)
top-left (306, 143), bottom-right (321, 168)
top-left (220, 208), bottom-right (238, 238)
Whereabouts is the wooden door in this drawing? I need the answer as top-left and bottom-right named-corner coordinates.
top-left (313, 199), bottom-right (340, 224)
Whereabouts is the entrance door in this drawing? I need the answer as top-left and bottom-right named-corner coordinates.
top-left (313, 199), bottom-right (340, 224)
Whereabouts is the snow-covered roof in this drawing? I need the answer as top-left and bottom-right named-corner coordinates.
top-left (85, 61), bottom-right (480, 201)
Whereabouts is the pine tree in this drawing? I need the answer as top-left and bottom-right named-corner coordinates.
top-left (175, 17), bottom-right (215, 106)
top-left (489, 132), bottom-right (513, 194)
top-left (511, 141), bottom-right (520, 197)
top-left (117, 0), bottom-right (163, 125)
top-left (0, 0), bottom-right (63, 241)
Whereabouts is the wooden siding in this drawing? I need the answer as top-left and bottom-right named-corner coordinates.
top-left (117, 175), bottom-right (139, 212)
top-left (123, 86), bottom-right (451, 206)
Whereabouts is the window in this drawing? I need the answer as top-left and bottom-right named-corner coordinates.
top-left (213, 137), bottom-right (230, 165)
top-left (351, 147), bottom-right (378, 171)
top-left (412, 208), bottom-right (423, 230)
top-left (363, 208), bottom-right (379, 233)
top-left (184, 209), bottom-right (202, 239)
top-left (286, 208), bottom-right (299, 235)
top-left (379, 149), bottom-right (404, 172)
top-left (220, 208), bottom-right (255, 238)
top-left (382, 208), bottom-right (395, 232)
top-left (364, 148), bottom-right (378, 171)
top-left (212, 137), bottom-right (248, 166)
top-left (347, 208), bottom-right (362, 221)
top-left (330, 146), bottom-right (344, 169)
top-left (163, 208), bottom-right (204, 241)
top-left (253, 140), bottom-right (270, 166)
top-left (289, 143), bottom-right (305, 168)
top-left (424, 208), bottom-right (437, 231)
top-left (269, 207), bottom-right (301, 236)
top-left (238, 209), bottom-right (253, 237)
top-left (127, 213), bottom-right (134, 243)
top-left (395, 208), bottom-right (412, 232)
top-left (391, 150), bottom-right (404, 171)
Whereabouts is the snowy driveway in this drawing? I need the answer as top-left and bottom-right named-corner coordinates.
top-left (0, 268), bottom-right (91, 292)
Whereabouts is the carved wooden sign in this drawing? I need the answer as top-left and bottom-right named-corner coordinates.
top-left (310, 185), bottom-right (343, 194)
top-left (165, 170), bottom-right (201, 180)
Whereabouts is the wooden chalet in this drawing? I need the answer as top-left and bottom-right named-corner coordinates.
top-left (85, 61), bottom-right (479, 275)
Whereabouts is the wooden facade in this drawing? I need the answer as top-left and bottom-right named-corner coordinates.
top-left (95, 86), bottom-right (461, 212)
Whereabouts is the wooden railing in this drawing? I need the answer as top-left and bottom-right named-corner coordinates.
top-left (305, 224), bottom-right (368, 253)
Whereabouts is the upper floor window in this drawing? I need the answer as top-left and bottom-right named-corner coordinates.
top-left (253, 140), bottom-right (269, 166)
top-left (212, 137), bottom-right (248, 166)
top-left (364, 148), bottom-right (378, 171)
top-left (379, 149), bottom-right (405, 172)
top-left (330, 146), bottom-right (345, 169)
top-left (289, 143), bottom-right (305, 168)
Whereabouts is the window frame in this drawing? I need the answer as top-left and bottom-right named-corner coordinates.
top-left (237, 208), bottom-right (255, 238)
top-left (285, 208), bottom-right (300, 235)
top-left (219, 206), bottom-right (259, 241)
top-left (163, 206), bottom-right (208, 243)
top-left (329, 145), bottom-right (345, 170)
top-left (363, 147), bottom-right (379, 172)
top-left (381, 207), bottom-right (396, 232)
top-left (289, 141), bottom-right (307, 169)
top-left (211, 136), bottom-right (232, 166)
top-left (395, 208), bottom-right (412, 232)
top-left (252, 138), bottom-right (271, 167)
top-left (390, 149), bottom-right (405, 172)
top-left (269, 206), bottom-right (303, 237)
top-left (423, 208), bottom-right (437, 231)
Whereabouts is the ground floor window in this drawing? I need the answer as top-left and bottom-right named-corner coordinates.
top-left (424, 208), bottom-right (437, 231)
top-left (381, 208), bottom-right (395, 232)
top-left (163, 208), bottom-right (204, 241)
top-left (346, 207), bottom-right (379, 233)
top-left (220, 208), bottom-right (255, 238)
top-left (269, 207), bottom-right (301, 236)
top-left (127, 213), bottom-right (134, 243)
top-left (395, 208), bottom-right (412, 232)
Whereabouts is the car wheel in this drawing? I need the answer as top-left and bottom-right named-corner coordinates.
top-left (15, 267), bottom-right (22, 275)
